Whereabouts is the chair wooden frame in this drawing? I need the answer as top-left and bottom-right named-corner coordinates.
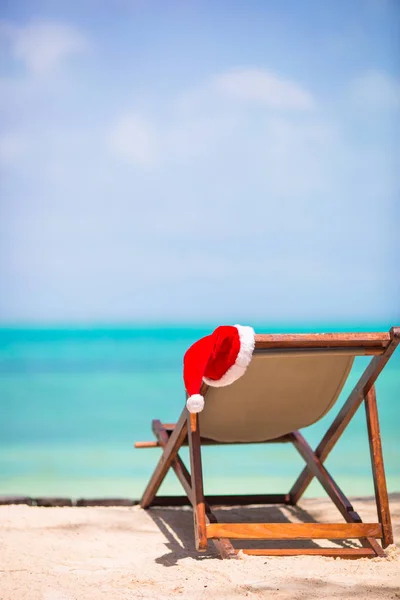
top-left (135, 328), bottom-right (399, 559)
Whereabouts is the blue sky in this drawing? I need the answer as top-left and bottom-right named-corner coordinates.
top-left (0, 0), bottom-right (399, 324)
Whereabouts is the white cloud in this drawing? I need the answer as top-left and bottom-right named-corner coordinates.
top-left (108, 67), bottom-right (316, 167)
top-left (108, 111), bottom-right (239, 168)
top-left (350, 70), bottom-right (400, 110)
top-left (214, 68), bottom-right (315, 110)
top-left (0, 19), bottom-right (88, 75)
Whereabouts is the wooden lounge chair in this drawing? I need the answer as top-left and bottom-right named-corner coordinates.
top-left (135, 328), bottom-right (399, 559)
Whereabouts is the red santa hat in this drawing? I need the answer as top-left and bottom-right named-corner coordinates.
top-left (183, 324), bottom-right (255, 413)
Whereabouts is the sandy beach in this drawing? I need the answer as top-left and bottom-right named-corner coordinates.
top-left (1, 494), bottom-right (399, 600)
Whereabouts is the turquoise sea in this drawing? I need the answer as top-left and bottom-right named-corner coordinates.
top-left (0, 325), bottom-right (399, 500)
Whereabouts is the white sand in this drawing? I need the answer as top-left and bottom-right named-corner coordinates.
top-left (1, 495), bottom-right (399, 600)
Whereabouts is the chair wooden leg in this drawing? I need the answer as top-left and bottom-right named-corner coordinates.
top-left (237, 548), bottom-right (377, 558)
top-left (365, 385), bottom-right (393, 548)
top-left (290, 330), bottom-right (400, 502)
top-left (291, 431), bottom-right (361, 522)
top-left (140, 410), bottom-right (188, 508)
top-left (187, 413), bottom-right (208, 552)
top-left (145, 418), bottom-right (236, 558)
top-left (152, 420), bottom-right (194, 504)
top-left (291, 431), bottom-right (385, 557)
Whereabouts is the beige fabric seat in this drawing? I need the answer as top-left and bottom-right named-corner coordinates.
top-left (199, 351), bottom-right (355, 442)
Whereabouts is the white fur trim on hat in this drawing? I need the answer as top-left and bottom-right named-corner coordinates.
top-left (203, 324), bottom-right (255, 388)
top-left (186, 394), bottom-right (205, 413)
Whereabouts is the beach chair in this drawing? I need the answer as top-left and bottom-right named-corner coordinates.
top-left (135, 328), bottom-right (399, 559)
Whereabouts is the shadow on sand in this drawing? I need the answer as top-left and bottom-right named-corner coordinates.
top-left (147, 503), bottom-right (362, 567)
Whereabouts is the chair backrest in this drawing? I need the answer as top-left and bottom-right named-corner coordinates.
top-left (198, 332), bottom-right (390, 443)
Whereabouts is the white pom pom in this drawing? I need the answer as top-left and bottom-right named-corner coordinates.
top-left (186, 394), bottom-right (205, 413)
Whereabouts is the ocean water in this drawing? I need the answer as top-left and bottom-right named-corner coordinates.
top-left (0, 325), bottom-right (399, 500)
